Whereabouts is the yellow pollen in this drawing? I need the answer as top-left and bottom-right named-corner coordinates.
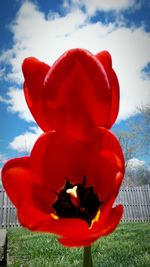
top-left (89, 209), bottom-right (101, 229)
top-left (66, 185), bottom-right (78, 198)
top-left (50, 213), bottom-right (59, 220)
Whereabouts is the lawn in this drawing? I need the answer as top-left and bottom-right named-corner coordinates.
top-left (7, 223), bottom-right (150, 267)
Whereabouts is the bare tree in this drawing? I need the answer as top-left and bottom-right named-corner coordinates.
top-left (114, 103), bottom-right (150, 165)
top-left (115, 130), bottom-right (137, 167)
top-left (129, 103), bottom-right (150, 156)
top-left (113, 103), bottom-right (150, 186)
top-left (126, 160), bottom-right (150, 186)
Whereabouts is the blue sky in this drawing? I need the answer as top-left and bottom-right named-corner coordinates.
top-left (0, 0), bottom-right (150, 171)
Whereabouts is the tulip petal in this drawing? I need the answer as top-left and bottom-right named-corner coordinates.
top-left (1, 158), bottom-right (89, 237)
top-left (89, 127), bottom-right (124, 165)
top-left (22, 49), bottom-right (120, 138)
top-left (96, 50), bottom-right (112, 78)
top-left (2, 129), bottom-right (124, 247)
top-left (100, 205), bottom-right (123, 236)
top-left (1, 157), bottom-right (31, 207)
top-left (113, 172), bottom-right (124, 198)
top-left (62, 199), bottom-right (123, 244)
top-left (96, 51), bottom-right (119, 128)
top-left (18, 199), bottom-right (89, 237)
top-left (58, 236), bottom-right (93, 247)
top-left (29, 129), bottom-right (124, 216)
top-left (108, 70), bottom-right (120, 128)
top-left (30, 131), bottom-right (89, 196)
top-left (43, 48), bottom-right (111, 137)
top-left (39, 217), bottom-right (88, 237)
top-left (86, 128), bottom-right (124, 200)
top-left (87, 150), bottom-right (123, 201)
top-left (58, 204), bottom-right (123, 247)
top-left (22, 57), bottom-right (50, 131)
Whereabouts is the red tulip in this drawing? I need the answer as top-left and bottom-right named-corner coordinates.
top-left (22, 49), bottom-right (119, 139)
top-left (2, 128), bottom-right (124, 247)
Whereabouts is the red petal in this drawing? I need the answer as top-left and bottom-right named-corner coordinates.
top-left (1, 155), bottom-right (89, 237)
top-left (87, 150), bottom-right (123, 201)
top-left (58, 202), bottom-right (123, 247)
top-left (29, 129), bottom-right (124, 212)
top-left (1, 130), bottom-right (124, 246)
top-left (100, 205), bottom-right (123, 236)
top-left (38, 217), bottom-right (88, 237)
top-left (22, 50), bottom-right (120, 136)
top-left (30, 131), bottom-right (89, 205)
top-left (43, 49), bottom-right (112, 138)
top-left (22, 57), bottom-right (50, 131)
top-left (58, 236), bottom-right (93, 247)
top-left (88, 127), bottom-right (124, 166)
top-left (86, 128), bottom-right (124, 200)
top-left (23, 49), bottom-right (118, 138)
top-left (96, 51), bottom-right (119, 128)
top-left (18, 199), bottom-right (89, 237)
top-left (96, 50), bottom-right (112, 78)
top-left (113, 172), bottom-right (124, 198)
top-left (1, 157), bottom-right (31, 207)
top-left (108, 70), bottom-right (120, 128)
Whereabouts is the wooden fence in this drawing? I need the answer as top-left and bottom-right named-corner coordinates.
top-left (116, 184), bottom-right (150, 222)
top-left (0, 184), bottom-right (150, 228)
top-left (0, 186), bottom-right (19, 228)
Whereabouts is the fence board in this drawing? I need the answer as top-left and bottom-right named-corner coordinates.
top-left (0, 184), bottom-right (150, 227)
top-left (0, 187), bottom-right (19, 228)
top-left (115, 184), bottom-right (150, 222)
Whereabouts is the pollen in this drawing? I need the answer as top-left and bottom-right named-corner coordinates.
top-left (66, 185), bottom-right (78, 198)
top-left (66, 185), bottom-right (80, 208)
top-left (89, 209), bottom-right (101, 229)
top-left (50, 213), bottom-right (59, 220)
top-left (52, 177), bottom-right (101, 226)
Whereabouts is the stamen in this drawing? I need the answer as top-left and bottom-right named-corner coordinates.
top-left (66, 185), bottom-right (80, 208)
top-left (89, 209), bottom-right (101, 229)
top-left (50, 213), bottom-right (59, 220)
top-left (51, 177), bottom-right (101, 225)
top-left (66, 185), bottom-right (78, 198)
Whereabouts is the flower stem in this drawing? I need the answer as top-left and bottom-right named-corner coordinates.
top-left (83, 246), bottom-right (93, 267)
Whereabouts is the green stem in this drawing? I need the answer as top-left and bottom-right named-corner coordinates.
top-left (83, 246), bottom-right (93, 267)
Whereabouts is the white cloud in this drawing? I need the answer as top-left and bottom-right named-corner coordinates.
top-left (0, 2), bottom-right (87, 84)
top-left (9, 126), bottom-right (43, 153)
top-left (127, 158), bottom-right (146, 168)
top-left (126, 158), bottom-right (150, 185)
top-left (65, 0), bottom-right (136, 15)
top-left (0, 95), bottom-right (6, 103)
top-left (0, 1), bottom-right (150, 122)
top-left (0, 153), bottom-right (7, 165)
top-left (127, 158), bottom-right (150, 178)
top-left (0, 87), bottom-right (34, 122)
top-left (127, 158), bottom-right (150, 176)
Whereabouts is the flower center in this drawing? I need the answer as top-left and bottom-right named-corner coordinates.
top-left (52, 177), bottom-right (101, 226)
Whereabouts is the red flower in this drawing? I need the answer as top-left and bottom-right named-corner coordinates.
top-left (22, 49), bottom-right (119, 139)
top-left (2, 48), bottom-right (124, 247)
top-left (2, 128), bottom-right (124, 247)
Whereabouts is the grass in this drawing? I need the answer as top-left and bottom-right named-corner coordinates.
top-left (7, 223), bottom-right (150, 267)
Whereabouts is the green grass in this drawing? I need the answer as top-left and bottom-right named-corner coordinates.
top-left (7, 223), bottom-right (150, 267)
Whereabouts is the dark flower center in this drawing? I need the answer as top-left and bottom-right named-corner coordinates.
top-left (52, 177), bottom-right (101, 226)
